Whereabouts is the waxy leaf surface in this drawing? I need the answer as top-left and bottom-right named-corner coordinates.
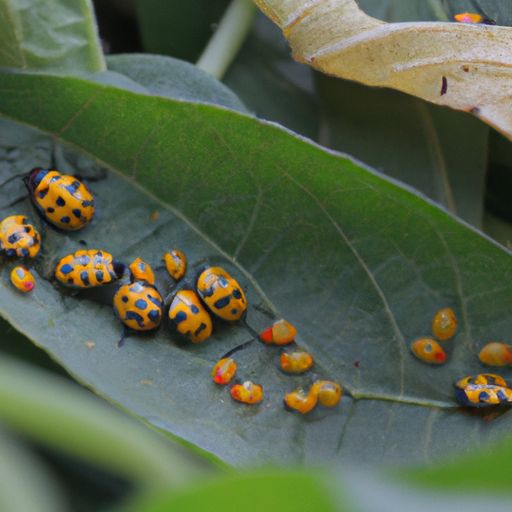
top-left (1, 60), bottom-right (512, 466)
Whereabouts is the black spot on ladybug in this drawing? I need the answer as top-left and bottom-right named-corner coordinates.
top-left (214, 296), bottom-right (231, 309)
top-left (56, 196), bottom-right (66, 206)
top-left (174, 311), bottom-right (187, 323)
top-left (148, 310), bottom-right (160, 323)
top-left (80, 271), bottom-right (90, 286)
top-left (72, 208), bottom-right (82, 218)
top-left (135, 299), bottom-right (148, 310)
top-left (38, 188), bottom-right (49, 199)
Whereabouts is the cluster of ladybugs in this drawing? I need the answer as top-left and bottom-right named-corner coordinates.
top-left (410, 306), bottom-right (512, 408)
top-left (0, 167), bottom-right (341, 413)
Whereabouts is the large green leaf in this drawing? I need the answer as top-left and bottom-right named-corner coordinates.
top-left (316, 75), bottom-right (489, 227)
top-left (0, 0), bottom-right (105, 72)
top-left (1, 62), bottom-right (512, 467)
top-left (106, 53), bottom-right (247, 112)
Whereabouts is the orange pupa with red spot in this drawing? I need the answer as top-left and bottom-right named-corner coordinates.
top-left (211, 358), bottom-right (237, 385)
top-left (411, 338), bottom-right (446, 365)
top-left (260, 319), bottom-right (297, 346)
top-left (230, 381), bottom-right (263, 404)
top-left (10, 265), bottom-right (35, 293)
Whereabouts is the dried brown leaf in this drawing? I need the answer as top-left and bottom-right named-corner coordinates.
top-left (254, 0), bottom-right (512, 140)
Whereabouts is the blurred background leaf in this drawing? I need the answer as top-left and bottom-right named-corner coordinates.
top-left (316, 75), bottom-right (489, 227)
top-left (0, 0), bottom-right (104, 71)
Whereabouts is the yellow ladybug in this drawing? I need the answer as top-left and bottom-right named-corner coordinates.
top-left (455, 373), bottom-right (508, 390)
top-left (24, 168), bottom-right (95, 230)
top-left (55, 249), bottom-right (124, 288)
top-left (163, 249), bottom-right (187, 281)
top-left (168, 289), bottom-right (213, 343)
top-left (0, 215), bottom-right (41, 258)
top-left (455, 384), bottom-right (512, 407)
top-left (10, 265), bottom-right (35, 292)
top-left (196, 266), bottom-right (247, 321)
top-left (113, 281), bottom-right (163, 332)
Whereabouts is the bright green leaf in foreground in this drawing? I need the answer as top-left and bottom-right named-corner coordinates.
top-left (0, 352), bottom-right (202, 491)
top-left (126, 469), bottom-right (342, 512)
top-left (1, 58), bottom-right (512, 467)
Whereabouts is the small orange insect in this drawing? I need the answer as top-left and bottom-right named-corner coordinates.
top-left (454, 12), bottom-right (495, 25)
top-left (163, 249), bottom-right (187, 281)
top-left (230, 381), bottom-right (263, 404)
top-left (280, 349), bottom-right (313, 374)
top-left (284, 387), bottom-right (317, 414)
top-left (10, 265), bottom-right (35, 292)
top-left (312, 380), bottom-right (343, 407)
top-left (129, 257), bottom-right (155, 285)
top-left (259, 319), bottom-right (297, 346)
top-left (211, 358), bottom-right (237, 385)
top-left (479, 342), bottom-right (512, 367)
top-left (432, 307), bottom-right (457, 341)
top-left (410, 338), bottom-right (446, 364)
top-left (284, 379), bottom-right (342, 414)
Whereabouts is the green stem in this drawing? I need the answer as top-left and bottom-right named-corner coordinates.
top-left (196, 0), bottom-right (256, 80)
top-left (0, 354), bottom-right (200, 492)
top-left (428, 0), bottom-right (449, 21)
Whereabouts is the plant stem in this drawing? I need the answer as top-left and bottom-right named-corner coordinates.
top-left (197, 0), bottom-right (256, 80)
top-left (428, 0), bottom-right (449, 21)
top-left (0, 354), bottom-right (201, 492)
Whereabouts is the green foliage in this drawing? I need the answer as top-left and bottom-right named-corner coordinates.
top-left (0, 0), bottom-right (104, 72)
top-left (1, 0), bottom-right (512, 510)
top-left (127, 470), bottom-right (343, 512)
top-left (2, 64), bottom-right (512, 468)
